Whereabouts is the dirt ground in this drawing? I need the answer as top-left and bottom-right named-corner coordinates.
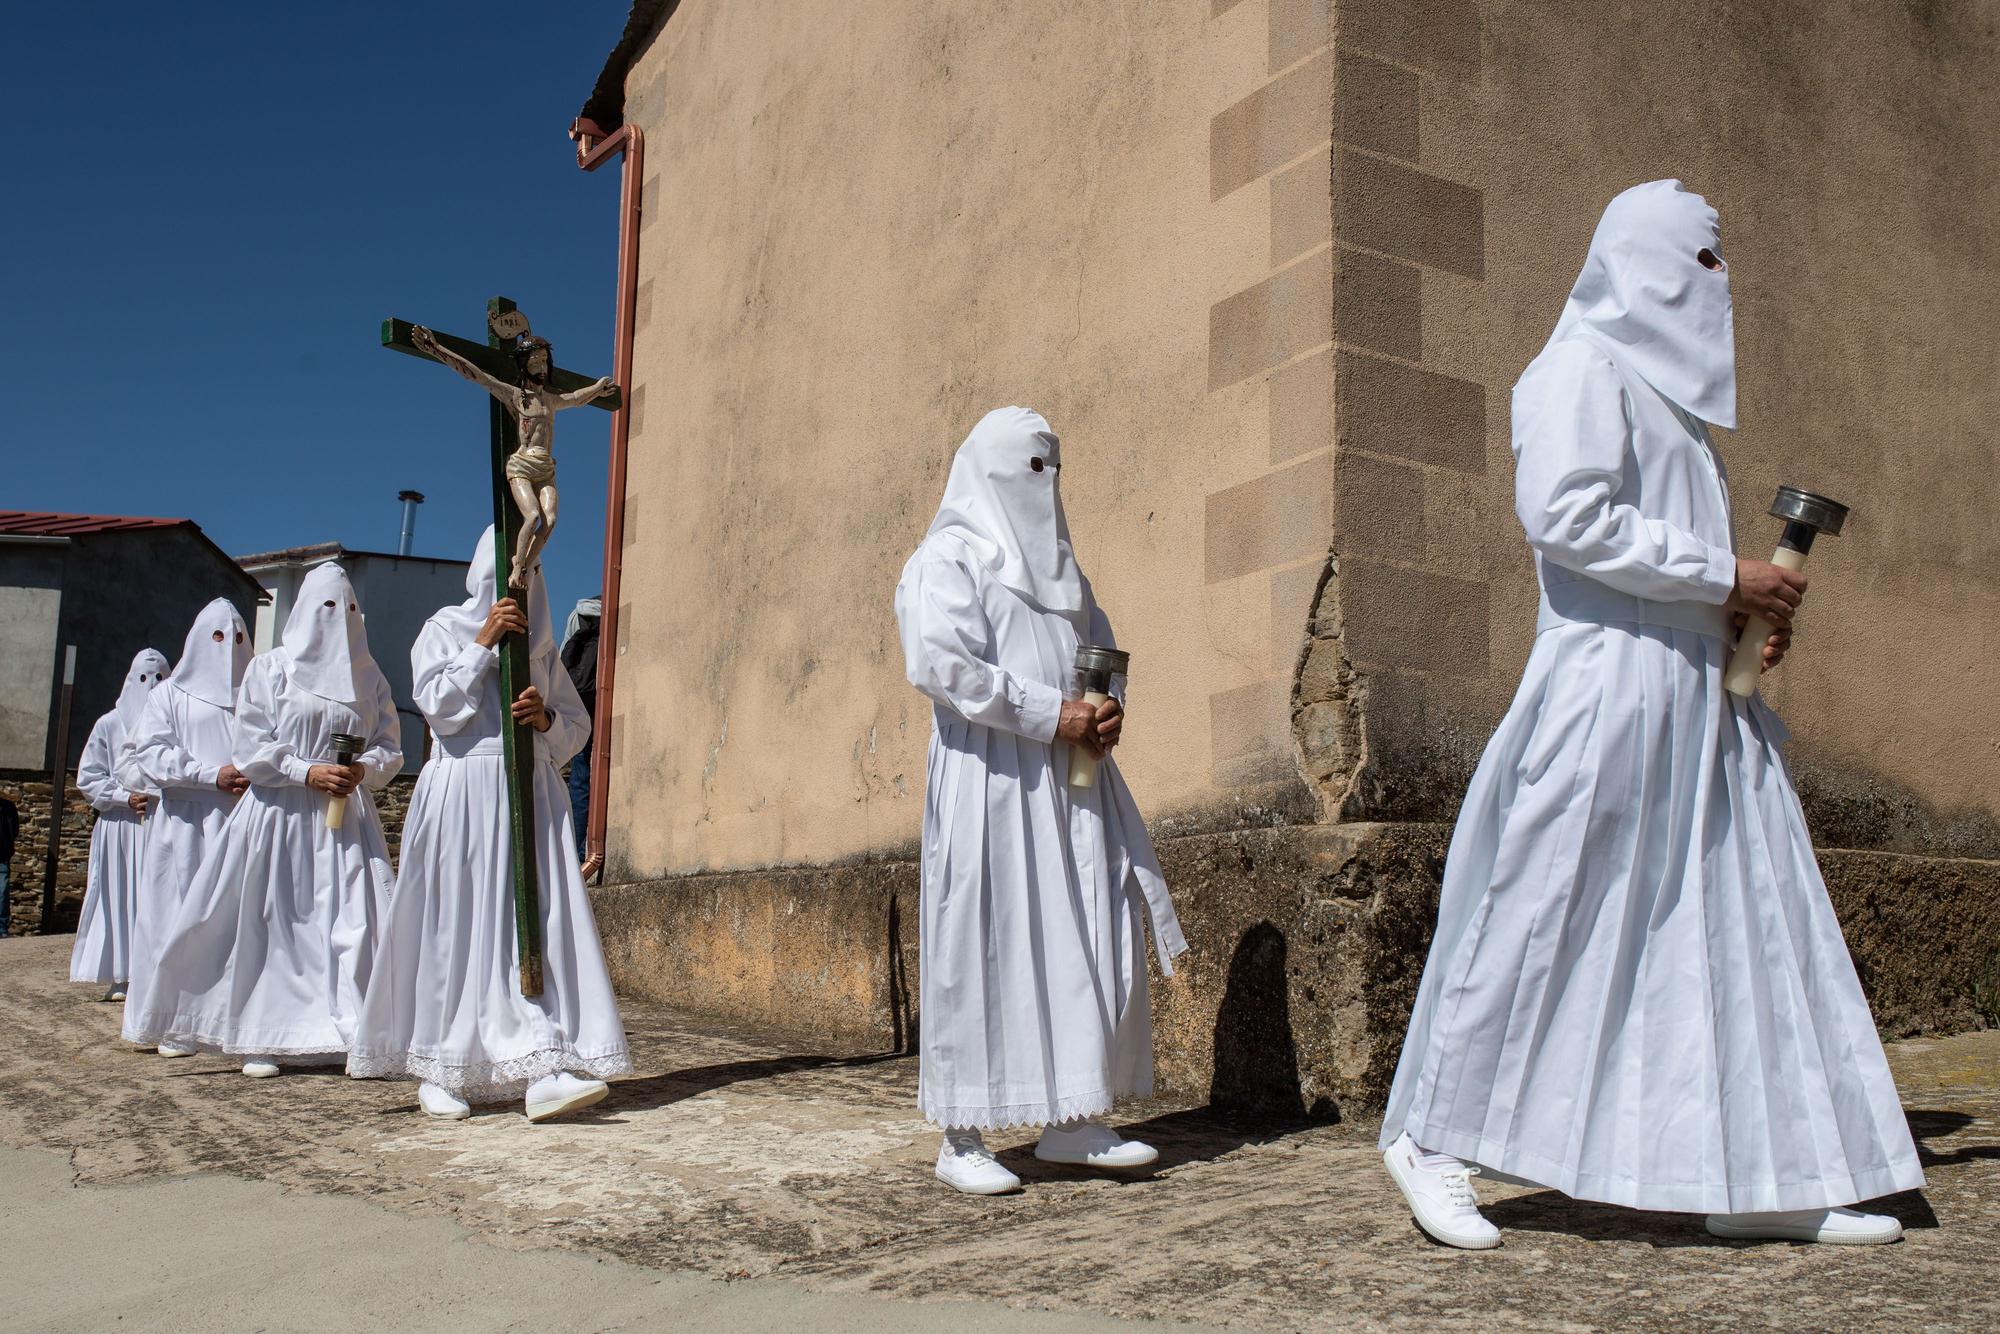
top-left (1, 934), bottom-right (1993, 1332)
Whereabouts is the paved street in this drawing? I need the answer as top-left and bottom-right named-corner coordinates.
top-left (0, 934), bottom-right (1994, 1332)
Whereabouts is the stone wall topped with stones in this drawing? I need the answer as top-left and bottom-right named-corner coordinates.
top-left (1, 775), bottom-right (419, 937)
top-left (0, 778), bottom-right (93, 936)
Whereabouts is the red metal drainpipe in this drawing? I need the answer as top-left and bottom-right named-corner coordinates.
top-left (569, 117), bottom-right (643, 882)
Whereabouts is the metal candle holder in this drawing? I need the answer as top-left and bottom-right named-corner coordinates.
top-left (1722, 486), bottom-right (1849, 698)
top-left (325, 731), bottom-right (365, 829)
top-left (1068, 645), bottom-right (1130, 791)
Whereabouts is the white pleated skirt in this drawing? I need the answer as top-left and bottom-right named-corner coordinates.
top-left (1382, 620), bottom-right (1925, 1214)
top-left (124, 785), bottom-right (393, 1057)
top-left (918, 719), bottom-right (1154, 1131)
top-left (69, 808), bottom-right (146, 984)
top-left (346, 749), bottom-right (630, 1101)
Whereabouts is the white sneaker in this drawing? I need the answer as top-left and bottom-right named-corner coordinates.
top-left (157, 1043), bottom-right (195, 1059)
top-left (241, 1060), bottom-right (280, 1079)
top-left (1034, 1119), bottom-right (1159, 1169)
top-left (1383, 1132), bottom-right (1501, 1250)
top-left (102, 986), bottom-right (126, 1003)
top-left (935, 1130), bottom-right (1023, 1195)
top-left (418, 1082), bottom-right (472, 1120)
top-left (525, 1072), bottom-right (608, 1122)
top-left (1705, 1206), bottom-right (1903, 1245)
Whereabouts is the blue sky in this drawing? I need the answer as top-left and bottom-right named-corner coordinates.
top-left (2, 3), bottom-right (633, 620)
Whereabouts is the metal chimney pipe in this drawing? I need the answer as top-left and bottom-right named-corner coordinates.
top-left (397, 490), bottom-right (425, 556)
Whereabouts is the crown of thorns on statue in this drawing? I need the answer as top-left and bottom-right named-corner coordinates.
top-left (513, 334), bottom-right (554, 385)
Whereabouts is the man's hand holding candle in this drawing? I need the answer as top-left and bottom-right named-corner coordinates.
top-left (1726, 558), bottom-right (1807, 629)
top-left (1056, 699), bottom-right (1109, 756)
top-left (512, 686), bottom-right (552, 733)
top-left (1093, 696), bottom-right (1123, 750)
top-left (1729, 616), bottom-right (1793, 674)
top-left (1056, 696), bottom-right (1122, 755)
top-left (307, 763), bottom-right (360, 796)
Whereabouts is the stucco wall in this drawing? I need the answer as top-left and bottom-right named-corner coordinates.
top-left (0, 546), bottom-right (64, 772)
top-left (609, 0), bottom-right (1336, 877)
top-left (1306, 0), bottom-right (2000, 857)
top-left (606, 0), bottom-right (2000, 880)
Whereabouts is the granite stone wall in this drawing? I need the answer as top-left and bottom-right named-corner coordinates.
top-left (0, 775), bottom-right (419, 937)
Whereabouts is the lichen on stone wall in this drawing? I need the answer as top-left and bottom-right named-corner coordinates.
top-left (1287, 551), bottom-right (1366, 823)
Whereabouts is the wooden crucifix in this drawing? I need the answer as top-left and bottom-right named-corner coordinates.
top-left (380, 296), bottom-right (619, 994)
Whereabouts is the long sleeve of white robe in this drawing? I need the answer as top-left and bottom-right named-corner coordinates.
top-left (411, 631), bottom-right (590, 764)
top-left (900, 556), bottom-right (1066, 744)
top-left (234, 662), bottom-right (404, 793)
top-left (123, 689), bottom-right (223, 793)
top-left (77, 715), bottom-right (133, 812)
top-left (1514, 339), bottom-right (1737, 605)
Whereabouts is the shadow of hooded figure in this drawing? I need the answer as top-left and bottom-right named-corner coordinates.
top-left (1208, 920), bottom-right (1308, 1123)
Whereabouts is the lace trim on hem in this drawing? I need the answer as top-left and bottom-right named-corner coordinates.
top-left (347, 1046), bottom-right (633, 1102)
top-left (921, 1087), bottom-right (1122, 1133)
top-left (122, 1011), bottom-right (348, 1057)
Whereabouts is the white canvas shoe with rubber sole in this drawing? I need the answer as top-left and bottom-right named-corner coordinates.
top-left (935, 1131), bottom-right (1023, 1195)
top-left (525, 1073), bottom-right (608, 1122)
top-left (418, 1082), bottom-right (472, 1120)
top-left (157, 1043), bottom-right (195, 1059)
top-left (1034, 1120), bottom-right (1159, 1169)
top-left (1704, 1207), bottom-right (1903, 1245)
top-left (241, 1060), bottom-right (281, 1079)
top-left (1383, 1132), bottom-right (1501, 1250)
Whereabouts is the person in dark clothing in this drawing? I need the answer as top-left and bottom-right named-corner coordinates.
top-left (0, 794), bottom-right (19, 938)
top-left (559, 598), bottom-right (601, 869)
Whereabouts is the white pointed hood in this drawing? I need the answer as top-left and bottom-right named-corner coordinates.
top-left (430, 525), bottom-right (556, 656)
top-left (280, 562), bottom-right (383, 705)
top-left (166, 599), bottom-right (250, 709)
top-left (925, 406), bottom-right (1083, 614)
top-left (113, 648), bottom-right (172, 732)
top-left (1542, 179), bottom-right (1737, 428)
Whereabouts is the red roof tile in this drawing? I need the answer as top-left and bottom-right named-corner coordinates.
top-left (0, 511), bottom-right (192, 537)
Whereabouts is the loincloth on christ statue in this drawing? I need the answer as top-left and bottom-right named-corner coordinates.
top-left (504, 445), bottom-right (556, 486)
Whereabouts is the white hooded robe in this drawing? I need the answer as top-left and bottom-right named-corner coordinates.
top-left (347, 529), bottom-right (631, 1100)
top-left (125, 565), bottom-right (402, 1057)
top-left (1379, 181), bottom-right (1924, 1213)
top-left (68, 648), bottom-right (170, 985)
top-left (895, 407), bottom-right (1187, 1130)
top-left (118, 600), bottom-right (249, 1037)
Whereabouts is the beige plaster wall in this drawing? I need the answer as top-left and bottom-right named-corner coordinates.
top-left (1312, 0), bottom-right (2000, 853)
top-left (607, 0), bottom-right (1999, 881)
top-left (608, 0), bottom-right (1339, 877)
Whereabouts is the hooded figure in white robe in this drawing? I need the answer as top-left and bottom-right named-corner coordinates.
top-left (348, 529), bottom-right (630, 1121)
top-left (119, 599), bottom-right (250, 1051)
top-left (68, 648), bottom-right (170, 993)
top-left (124, 564), bottom-right (402, 1072)
top-left (895, 406), bottom-right (1188, 1193)
top-left (1379, 181), bottom-right (1922, 1247)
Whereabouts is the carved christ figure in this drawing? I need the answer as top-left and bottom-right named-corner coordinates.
top-left (409, 325), bottom-right (616, 588)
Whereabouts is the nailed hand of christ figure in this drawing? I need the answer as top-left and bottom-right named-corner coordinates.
top-left (406, 311), bottom-right (616, 588)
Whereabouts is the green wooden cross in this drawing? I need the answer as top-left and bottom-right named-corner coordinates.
top-left (380, 296), bottom-right (620, 996)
